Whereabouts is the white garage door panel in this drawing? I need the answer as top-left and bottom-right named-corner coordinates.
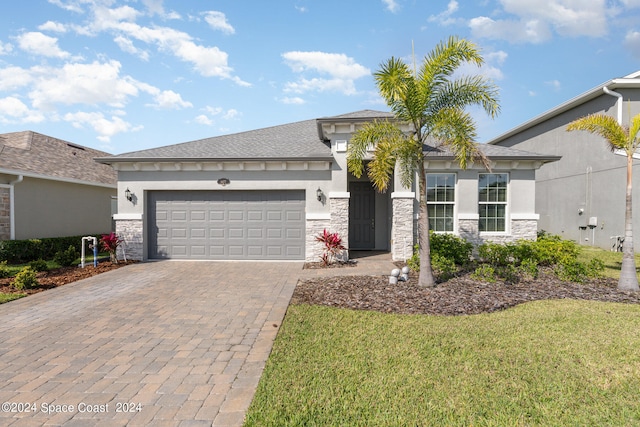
top-left (149, 190), bottom-right (305, 260)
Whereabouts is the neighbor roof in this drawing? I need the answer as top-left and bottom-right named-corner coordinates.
top-left (488, 70), bottom-right (640, 145)
top-left (0, 131), bottom-right (117, 186)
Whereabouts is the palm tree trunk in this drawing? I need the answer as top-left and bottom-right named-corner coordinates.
top-left (619, 154), bottom-right (639, 291)
top-left (417, 161), bottom-right (436, 287)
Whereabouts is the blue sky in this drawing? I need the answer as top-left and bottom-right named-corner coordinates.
top-left (1, 0), bottom-right (640, 154)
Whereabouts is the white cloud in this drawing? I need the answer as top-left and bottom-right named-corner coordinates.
top-left (194, 114), bottom-right (213, 125)
top-left (64, 111), bottom-right (141, 142)
top-left (114, 35), bottom-right (150, 60)
top-left (203, 11), bottom-right (235, 34)
top-left (382, 0), bottom-right (400, 13)
top-left (281, 97), bottom-right (306, 105)
top-left (28, 60), bottom-right (139, 110)
top-left (282, 51), bottom-right (370, 95)
top-left (0, 66), bottom-right (33, 91)
top-left (470, 0), bottom-right (610, 43)
top-left (148, 90), bottom-right (193, 109)
top-left (15, 32), bottom-right (70, 58)
top-left (0, 96), bottom-right (45, 124)
top-left (0, 41), bottom-right (12, 55)
top-left (625, 30), bottom-right (640, 59)
top-left (223, 109), bottom-right (239, 119)
top-left (204, 106), bottom-right (223, 116)
top-left (38, 21), bottom-right (68, 33)
top-left (428, 0), bottom-right (459, 26)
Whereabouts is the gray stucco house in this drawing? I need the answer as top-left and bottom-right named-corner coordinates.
top-left (96, 110), bottom-right (558, 262)
top-left (0, 131), bottom-right (116, 240)
top-left (489, 71), bottom-right (640, 250)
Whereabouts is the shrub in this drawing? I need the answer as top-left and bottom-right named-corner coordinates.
top-left (0, 260), bottom-right (11, 278)
top-left (471, 264), bottom-right (496, 283)
top-left (29, 259), bottom-right (49, 272)
top-left (0, 234), bottom-right (103, 263)
top-left (54, 245), bottom-right (79, 267)
top-left (13, 266), bottom-right (38, 290)
top-left (100, 232), bottom-right (123, 263)
top-left (432, 254), bottom-right (457, 281)
top-left (315, 229), bottom-right (345, 266)
top-left (477, 242), bottom-right (515, 266)
top-left (555, 259), bottom-right (605, 283)
top-left (408, 232), bottom-right (474, 272)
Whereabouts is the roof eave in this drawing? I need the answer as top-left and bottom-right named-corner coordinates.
top-left (487, 76), bottom-right (640, 145)
top-left (95, 156), bottom-right (334, 164)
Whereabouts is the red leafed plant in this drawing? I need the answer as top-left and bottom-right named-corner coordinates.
top-left (315, 229), bottom-right (346, 266)
top-left (100, 232), bottom-right (122, 263)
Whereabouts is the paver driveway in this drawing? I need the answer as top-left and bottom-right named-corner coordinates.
top-left (0, 261), bottom-right (302, 427)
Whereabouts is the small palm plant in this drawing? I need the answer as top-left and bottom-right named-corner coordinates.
top-left (567, 112), bottom-right (640, 291)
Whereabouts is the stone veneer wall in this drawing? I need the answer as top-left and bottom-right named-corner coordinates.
top-left (329, 195), bottom-right (349, 262)
top-left (391, 196), bottom-right (415, 261)
top-left (115, 219), bottom-right (144, 261)
top-left (305, 218), bottom-right (331, 262)
top-left (0, 188), bottom-right (9, 240)
top-left (459, 218), bottom-right (538, 247)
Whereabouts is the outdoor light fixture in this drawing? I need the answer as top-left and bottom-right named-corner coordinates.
top-left (125, 187), bottom-right (133, 202)
top-left (217, 178), bottom-right (230, 186)
top-left (316, 187), bottom-right (323, 202)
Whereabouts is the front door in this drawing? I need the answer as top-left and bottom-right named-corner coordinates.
top-left (349, 182), bottom-right (375, 249)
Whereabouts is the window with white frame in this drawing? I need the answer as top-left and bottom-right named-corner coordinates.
top-left (427, 173), bottom-right (456, 232)
top-left (478, 173), bottom-right (508, 232)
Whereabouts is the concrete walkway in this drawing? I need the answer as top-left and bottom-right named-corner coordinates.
top-left (0, 261), bottom-right (301, 427)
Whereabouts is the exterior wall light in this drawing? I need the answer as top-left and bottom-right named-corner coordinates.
top-left (316, 187), bottom-right (323, 201)
top-left (217, 178), bottom-right (230, 186)
top-left (125, 188), bottom-right (133, 202)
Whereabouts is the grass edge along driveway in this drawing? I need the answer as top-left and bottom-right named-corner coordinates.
top-left (245, 300), bottom-right (640, 426)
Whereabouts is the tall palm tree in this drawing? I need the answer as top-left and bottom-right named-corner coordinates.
top-left (567, 112), bottom-right (640, 291)
top-left (347, 36), bottom-right (500, 287)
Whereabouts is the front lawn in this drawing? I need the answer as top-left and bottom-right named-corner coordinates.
top-left (577, 246), bottom-right (640, 279)
top-left (245, 300), bottom-right (640, 426)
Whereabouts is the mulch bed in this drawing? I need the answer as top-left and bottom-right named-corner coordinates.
top-left (292, 268), bottom-right (640, 316)
top-left (0, 261), bottom-right (133, 296)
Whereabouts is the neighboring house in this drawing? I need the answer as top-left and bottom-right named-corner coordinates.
top-left (489, 71), bottom-right (640, 250)
top-left (0, 131), bottom-right (117, 240)
top-left (96, 110), bottom-right (558, 262)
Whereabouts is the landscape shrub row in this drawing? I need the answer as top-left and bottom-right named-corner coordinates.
top-left (409, 232), bottom-right (604, 284)
top-left (0, 234), bottom-right (103, 263)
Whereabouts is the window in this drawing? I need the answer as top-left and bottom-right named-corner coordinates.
top-left (427, 173), bottom-right (455, 232)
top-left (478, 173), bottom-right (508, 232)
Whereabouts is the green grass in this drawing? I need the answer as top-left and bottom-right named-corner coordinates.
top-left (0, 292), bottom-right (26, 304)
top-left (245, 301), bottom-right (640, 426)
top-left (577, 246), bottom-right (640, 279)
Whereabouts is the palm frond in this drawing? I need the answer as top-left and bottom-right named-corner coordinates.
top-left (420, 36), bottom-right (483, 92)
top-left (567, 114), bottom-right (628, 151)
top-left (347, 120), bottom-right (405, 182)
top-left (432, 76), bottom-right (500, 119)
top-left (431, 108), bottom-right (489, 170)
top-left (629, 113), bottom-right (640, 151)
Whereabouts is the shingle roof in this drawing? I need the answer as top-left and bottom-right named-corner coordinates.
top-left (0, 131), bottom-right (117, 186)
top-left (424, 141), bottom-right (561, 162)
top-left (101, 118), bottom-right (333, 162)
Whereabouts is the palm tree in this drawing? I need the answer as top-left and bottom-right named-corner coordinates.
top-left (347, 36), bottom-right (500, 287)
top-left (567, 112), bottom-right (640, 291)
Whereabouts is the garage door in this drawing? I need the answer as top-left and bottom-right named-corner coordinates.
top-left (148, 190), bottom-right (305, 260)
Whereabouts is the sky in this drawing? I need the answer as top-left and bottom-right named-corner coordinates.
top-left (1, 0), bottom-right (640, 155)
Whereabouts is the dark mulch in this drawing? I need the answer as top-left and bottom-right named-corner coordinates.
top-left (303, 261), bottom-right (358, 269)
top-left (0, 261), bottom-right (134, 296)
top-left (292, 268), bottom-right (640, 316)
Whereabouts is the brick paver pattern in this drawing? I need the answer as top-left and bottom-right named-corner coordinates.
top-left (0, 261), bottom-right (301, 427)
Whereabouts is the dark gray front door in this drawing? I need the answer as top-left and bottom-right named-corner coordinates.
top-left (148, 190), bottom-right (305, 260)
top-left (349, 182), bottom-right (375, 249)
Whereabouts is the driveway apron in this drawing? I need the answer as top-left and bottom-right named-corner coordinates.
top-left (0, 261), bottom-right (302, 427)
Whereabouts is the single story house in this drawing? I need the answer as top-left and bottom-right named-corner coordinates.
top-left (96, 110), bottom-right (559, 262)
top-left (0, 131), bottom-right (117, 240)
top-left (489, 71), bottom-right (640, 250)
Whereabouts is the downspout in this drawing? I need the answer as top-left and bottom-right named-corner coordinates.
top-left (603, 85), bottom-right (623, 124)
top-left (9, 175), bottom-right (23, 240)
